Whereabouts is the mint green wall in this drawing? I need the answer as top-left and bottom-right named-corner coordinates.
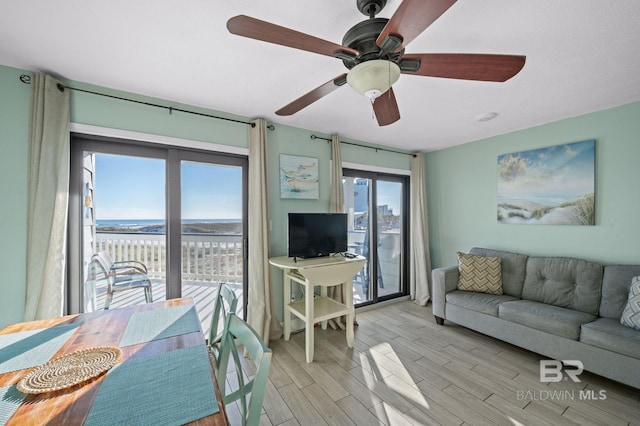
top-left (69, 81), bottom-right (248, 149)
top-left (0, 66), bottom-right (30, 326)
top-left (0, 64), bottom-right (410, 326)
top-left (425, 101), bottom-right (640, 269)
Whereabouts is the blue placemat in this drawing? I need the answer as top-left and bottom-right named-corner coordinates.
top-left (85, 344), bottom-right (218, 426)
top-left (0, 385), bottom-right (26, 425)
top-left (0, 323), bottom-right (81, 374)
top-left (118, 305), bottom-right (201, 347)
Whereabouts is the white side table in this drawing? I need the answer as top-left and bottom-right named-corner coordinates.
top-left (269, 255), bottom-right (365, 363)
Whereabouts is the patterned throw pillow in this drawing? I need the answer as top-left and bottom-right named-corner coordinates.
top-left (457, 252), bottom-right (503, 295)
top-left (620, 276), bottom-right (640, 331)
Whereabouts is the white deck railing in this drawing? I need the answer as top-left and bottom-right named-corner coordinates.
top-left (95, 233), bottom-right (243, 283)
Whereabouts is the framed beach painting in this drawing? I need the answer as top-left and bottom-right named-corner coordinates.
top-left (497, 139), bottom-right (595, 225)
top-left (280, 154), bottom-right (319, 199)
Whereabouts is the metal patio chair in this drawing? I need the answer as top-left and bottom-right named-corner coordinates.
top-left (91, 251), bottom-right (153, 309)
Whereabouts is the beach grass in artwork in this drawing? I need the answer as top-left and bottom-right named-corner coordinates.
top-left (497, 140), bottom-right (595, 225)
top-left (280, 154), bottom-right (319, 199)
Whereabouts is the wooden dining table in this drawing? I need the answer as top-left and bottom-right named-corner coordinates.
top-left (0, 298), bottom-right (228, 425)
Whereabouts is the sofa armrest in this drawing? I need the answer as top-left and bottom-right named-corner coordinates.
top-left (432, 265), bottom-right (459, 319)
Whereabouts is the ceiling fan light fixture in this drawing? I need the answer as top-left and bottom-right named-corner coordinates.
top-left (347, 60), bottom-right (400, 101)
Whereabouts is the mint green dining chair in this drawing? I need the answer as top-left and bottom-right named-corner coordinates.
top-left (216, 313), bottom-right (272, 426)
top-left (208, 284), bottom-right (238, 357)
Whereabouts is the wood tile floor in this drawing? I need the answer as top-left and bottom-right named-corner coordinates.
top-left (223, 300), bottom-right (640, 426)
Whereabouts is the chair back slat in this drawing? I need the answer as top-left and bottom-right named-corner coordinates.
top-left (91, 252), bottom-right (111, 278)
top-left (216, 313), bottom-right (272, 426)
top-left (209, 284), bottom-right (238, 347)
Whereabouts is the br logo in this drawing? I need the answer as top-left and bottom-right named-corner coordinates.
top-left (539, 360), bottom-right (584, 383)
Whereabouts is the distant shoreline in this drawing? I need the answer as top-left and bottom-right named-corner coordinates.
top-left (97, 221), bottom-right (242, 235)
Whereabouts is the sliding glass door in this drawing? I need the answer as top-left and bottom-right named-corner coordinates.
top-left (68, 135), bottom-right (247, 334)
top-left (179, 155), bottom-right (246, 323)
top-left (343, 169), bottom-right (408, 306)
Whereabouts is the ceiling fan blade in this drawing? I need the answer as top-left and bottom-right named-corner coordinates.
top-left (373, 88), bottom-right (400, 126)
top-left (376, 0), bottom-right (457, 51)
top-left (228, 15), bottom-right (358, 58)
top-left (401, 53), bottom-right (526, 82)
top-left (276, 74), bottom-right (347, 116)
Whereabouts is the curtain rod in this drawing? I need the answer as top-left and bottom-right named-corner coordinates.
top-left (18, 74), bottom-right (277, 129)
top-left (310, 134), bottom-right (415, 157)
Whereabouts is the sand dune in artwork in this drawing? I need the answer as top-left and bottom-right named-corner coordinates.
top-left (498, 193), bottom-right (594, 225)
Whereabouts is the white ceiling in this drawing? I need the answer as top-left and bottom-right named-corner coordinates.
top-left (1, 1), bottom-right (640, 152)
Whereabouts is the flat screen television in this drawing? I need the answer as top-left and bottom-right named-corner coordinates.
top-left (288, 213), bottom-right (348, 259)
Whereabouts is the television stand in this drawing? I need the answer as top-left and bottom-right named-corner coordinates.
top-left (269, 255), bottom-right (366, 363)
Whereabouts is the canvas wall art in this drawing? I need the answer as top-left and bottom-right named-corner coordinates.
top-left (497, 139), bottom-right (595, 225)
top-left (280, 154), bottom-right (319, 199)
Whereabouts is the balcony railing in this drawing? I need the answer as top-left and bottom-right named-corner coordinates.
top-left (95, 232), bottom-right (243, 283)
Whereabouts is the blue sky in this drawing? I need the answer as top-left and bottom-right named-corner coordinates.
top-left (376, 181), bottom-right (402, 215)
top-left (94, 154), bottom-right (243, 220)
top-left (497, 139), bottom-right (595, 202)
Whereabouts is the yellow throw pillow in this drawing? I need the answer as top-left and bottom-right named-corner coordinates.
top-left (457, 252), bottom-right (503, 295)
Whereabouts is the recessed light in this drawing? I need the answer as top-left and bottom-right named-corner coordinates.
top-left (476, 112), bottom-right (498, 122)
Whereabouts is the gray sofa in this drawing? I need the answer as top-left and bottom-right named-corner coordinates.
top-left (432, 247), bottom-right (640, 389)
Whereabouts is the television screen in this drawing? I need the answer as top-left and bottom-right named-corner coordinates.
top-left (288, 213), bottom-right (348, 258)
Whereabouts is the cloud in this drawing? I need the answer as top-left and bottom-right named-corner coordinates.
top-left (537, 152), bottom-right (549, 161)
top-left (564, 145), bottom-right (578, 158)
top-left (498, 154), bottom-right (528, 181)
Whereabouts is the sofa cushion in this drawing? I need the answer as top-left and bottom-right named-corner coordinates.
top-left (581, 318), bottom-right (640, 360)
top-left (470, 248), bottom-right (528, 297)
top-left (600, 265), bottom-right (640, 320)
top-left (620, 276), bottom-right (640, 330)
top-left (499, 300), bottom-right (596, 340)
top-left (446, 291), bottom-right (518, 316)
top-left (457, 252), bottom-right (503, 295)
top-left (522, 257), bottom-right (603, 314)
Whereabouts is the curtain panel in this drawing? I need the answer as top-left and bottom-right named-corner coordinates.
top-left (24, 73), bottom-right (70, 321)
top-left (328, 134), bottom-right (350, 328)
top-left (247, 118), bottom-right (282, 345)
top-left (410, 154), bottom-right (431, 305)
top-left (329, 134), bottom-right (344, 214)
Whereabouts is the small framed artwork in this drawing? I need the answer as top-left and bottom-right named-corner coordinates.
top-left (497, 139), bottom-right (595, 225)
top-left (280, 154), bottom-right (319, 199)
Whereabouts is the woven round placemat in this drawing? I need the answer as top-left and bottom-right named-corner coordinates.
top-left (17, 346), bottom-right (122, 394)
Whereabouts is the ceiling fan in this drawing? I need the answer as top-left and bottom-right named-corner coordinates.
top-left (227, 0), bottom-right (526, 126)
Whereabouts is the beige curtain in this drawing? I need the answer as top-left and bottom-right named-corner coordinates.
top-left (24, 73), bottom-right (70, 321)
top-left (329, 134), bottom-right (344, 214)
top-left (328, 134), bottom-right (349, 328)
top-left (410, 154), bottom-right (431, 305)
top-left (247, 119), bottom-right (282, 345)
